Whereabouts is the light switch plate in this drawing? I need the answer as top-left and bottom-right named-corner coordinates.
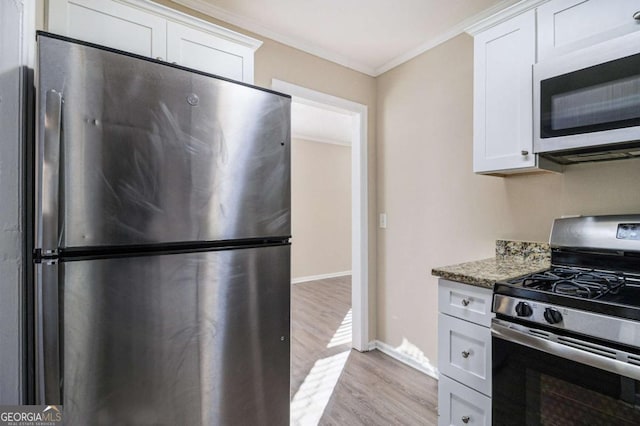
top-left (379, 213), bottom-right (387, 229)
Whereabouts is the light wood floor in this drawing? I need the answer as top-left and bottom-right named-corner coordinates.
top-left (291, 276), bottom-right (438, 425)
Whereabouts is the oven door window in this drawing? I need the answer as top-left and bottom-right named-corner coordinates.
top-left (493, 337), bottom-right (640, 425)
top-left (539, 52), bottom-right (640, 138)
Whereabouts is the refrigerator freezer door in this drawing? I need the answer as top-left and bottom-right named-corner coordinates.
top-left (34, 262), bottom-right (61, 404)
top-left (37, 35), bottom-right (291, 249)
top-left (53, 245), bottom-right (290, 425)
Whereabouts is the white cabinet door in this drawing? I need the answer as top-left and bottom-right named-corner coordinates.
top-left (47, 0), bottom-right (260, 84)
top-left (167, 21), bottom-right (253, 83)
top-left (538, 0), bottom-right (640, 61)
top-left (473, 9), bottom-right (536, 174)
top-left (438, 375), bottom-right (491, 426)
top-left (47, 0), bottom-right (167, 59)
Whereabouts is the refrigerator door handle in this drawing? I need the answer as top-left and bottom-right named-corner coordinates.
top-left (35, 262), bottom-right (62, 405)
top-left (37, 89), bottom-right (63, 255)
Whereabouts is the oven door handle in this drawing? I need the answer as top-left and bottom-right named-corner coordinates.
top-left (492, 318), bottom-right (640, 381)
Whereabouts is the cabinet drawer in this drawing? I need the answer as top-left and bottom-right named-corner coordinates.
top-left (438, 279), bottom-right (493, 327)
top-left (438, 375), bottom-right (491, 426)
top-left (438, 314), bottom-right (491, 396)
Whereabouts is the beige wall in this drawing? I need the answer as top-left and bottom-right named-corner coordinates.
top-left (376, 33), bottom-right (640, 366)
top-left (291, 138), bottom-right (351, 279)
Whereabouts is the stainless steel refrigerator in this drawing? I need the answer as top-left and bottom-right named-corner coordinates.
top-left (33, 32), bottom-right (291, 425)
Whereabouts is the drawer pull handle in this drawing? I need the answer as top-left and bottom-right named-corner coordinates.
top-left (634, 10), bottom-right (640, 20)
top-left (462, 415), bottom-right (470, 423)
top-left (461, 350), bottom-right (471, 358)
top-left (461, 299), bottom-right (470, 306)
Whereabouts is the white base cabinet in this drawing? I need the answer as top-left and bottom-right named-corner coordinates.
top-left (47, 0), bottom-right (261, 83)
top-left (437, 279), bottom-right (493, 426)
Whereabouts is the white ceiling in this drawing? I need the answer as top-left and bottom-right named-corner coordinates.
top-left (174, 0), bottom-right (521, 76)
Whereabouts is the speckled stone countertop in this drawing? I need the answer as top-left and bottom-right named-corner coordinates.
top-left (431, 240), bottom-right (551, 289)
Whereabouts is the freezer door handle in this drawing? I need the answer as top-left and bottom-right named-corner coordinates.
top-left (35, 262), bottom-right (62, 404)
top-left (37, 89), bottom-right (63, 255)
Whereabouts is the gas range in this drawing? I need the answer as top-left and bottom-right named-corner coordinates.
top-left (493, 215), bottom-right (640, 348)
top-left (491, 215), bottom-right (640, 425)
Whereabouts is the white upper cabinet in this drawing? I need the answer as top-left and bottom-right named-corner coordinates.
top-left (538, 0), bottom-right (640, 61)
top-left (47, 0), bottom-right (262, 83)
top-left (469, 0), bottom-right (637, 175)
top-left (473, 10), bottom-right (537, 174)
top-left (166, 21), bottom-right (249, 82)
top-left (47, 0), bottom-right (166, 58)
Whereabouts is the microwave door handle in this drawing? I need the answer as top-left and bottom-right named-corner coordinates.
top-left (38, 90), bottom-right (63, 254)
top-left (35, 262), bottom-right (62, 405)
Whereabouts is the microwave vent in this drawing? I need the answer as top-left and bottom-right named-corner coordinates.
top-left (540, 141), bottom-right (640, 165)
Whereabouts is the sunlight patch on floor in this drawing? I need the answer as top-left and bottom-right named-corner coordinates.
top-left (290, 350), bottom-right (350, 426)
top-left (327, 308), bottom-right (352, 349)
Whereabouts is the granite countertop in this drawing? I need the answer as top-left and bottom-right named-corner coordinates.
top-left (431, 240), bottom-right (551, 289)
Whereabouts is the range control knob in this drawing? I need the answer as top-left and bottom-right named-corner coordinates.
top-left (515, 302), bottom-right (533, 317)
top-left (544, 308), bottom-right (563, 324)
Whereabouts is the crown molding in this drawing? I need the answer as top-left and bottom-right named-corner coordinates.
top-left (171, 0), bottom-right (549, 77)
top-left (172, 0), bottom-right (377, 76)
top-left (465, 0), bottom-right (550, 36)
top-left (130, 0), bottom-right (261, 50)
top-left (374, 0), bottom-right (524, 75)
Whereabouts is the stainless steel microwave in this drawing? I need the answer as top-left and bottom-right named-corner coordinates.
top-left (534, 31), bottom-right (640, 164)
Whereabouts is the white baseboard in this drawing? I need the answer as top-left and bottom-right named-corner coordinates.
top-left (291, 271), bottom-right (352, 284)
top-left (369, 340), bottom-right (439, 381)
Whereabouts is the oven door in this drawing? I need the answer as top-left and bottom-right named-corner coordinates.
top-left (492, 318), bottom-right (640, 425)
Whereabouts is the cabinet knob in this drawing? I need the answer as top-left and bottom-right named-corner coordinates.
top-left (461, 299), bottom-right (470, 307)
top-left (462, 415), bottom-right (471, 423)
top-left (156, 56), bottom-right (164, 61)
top-left (521, 150), bottom-right (529, 156)
top-left (633, 10), bottom-right (640, 20)
top-left (461, 350), bottom-right (471, 358)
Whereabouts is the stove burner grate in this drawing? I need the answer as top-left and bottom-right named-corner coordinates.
top-left (520, 267), bottom-right (626, 299)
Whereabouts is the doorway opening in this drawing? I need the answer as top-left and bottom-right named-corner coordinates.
top-left (272, 80), bottom-right (368, 425)
top-left (272, 79), bottom-right (368, 351)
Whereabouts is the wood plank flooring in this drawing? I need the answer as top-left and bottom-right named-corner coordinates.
top-left (291, 276), bottom-right (438, 426)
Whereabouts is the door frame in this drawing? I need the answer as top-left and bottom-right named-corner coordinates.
top-left (0, 0), bottom-right (36, 404)
top-left (271, 79), bottom-right (369, 351)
